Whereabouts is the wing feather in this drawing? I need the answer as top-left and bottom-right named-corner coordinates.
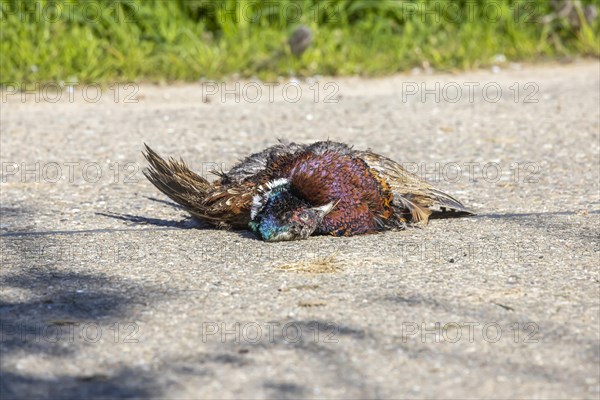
top-left (357, 151), bottom-right (473, 223)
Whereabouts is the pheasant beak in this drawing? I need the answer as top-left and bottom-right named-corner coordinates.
top-left (312, 200), bottom-right (339, 218)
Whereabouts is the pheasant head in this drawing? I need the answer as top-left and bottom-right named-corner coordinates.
top-left (248, 178), bottom-right (335, 242)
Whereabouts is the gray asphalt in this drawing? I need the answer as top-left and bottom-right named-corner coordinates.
top-left (1, 61), bottom-right (599, 399)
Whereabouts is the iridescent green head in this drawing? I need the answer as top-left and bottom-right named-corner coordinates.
top-left (249, 178), bottom-right (334, 242)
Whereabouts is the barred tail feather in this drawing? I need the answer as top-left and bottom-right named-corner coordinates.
top-left (143, 144), bottom-right (254, 229)
top-left (142, 144), bottom-right (211, 213)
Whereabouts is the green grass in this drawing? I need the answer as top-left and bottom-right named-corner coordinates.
top-left (1, 0), bottom-right (598, 84)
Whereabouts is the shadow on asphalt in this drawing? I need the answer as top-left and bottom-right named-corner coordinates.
top-left (143, 196), bottom-right (184, 209)
top-left (95, 212), bottom-right (257, 240)
top-left (0, 261), bottom-right (161, 399)
top-left (96, 211), bottom-right (202, 229)
top-left (0, 369), bottom-right (160, 400)
top-left (473, 210), bottom-right (599, 242)
top-left (472, 210), bottom-right (599, 218)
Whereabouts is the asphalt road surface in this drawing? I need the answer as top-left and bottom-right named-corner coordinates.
top-left (1, 61), bottom-right (599, 399)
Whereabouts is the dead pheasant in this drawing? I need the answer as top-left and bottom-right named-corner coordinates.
top-left (143, 141), bottom-right (473, 241)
